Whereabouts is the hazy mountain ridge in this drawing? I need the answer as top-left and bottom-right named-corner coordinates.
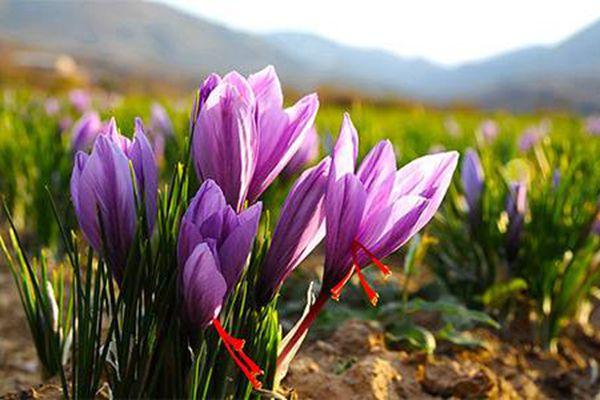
top-left (1, 0), bottom-right (599, 111)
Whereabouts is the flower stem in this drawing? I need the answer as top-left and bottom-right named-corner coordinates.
top-left (276, 292), bottom-right (329, 367)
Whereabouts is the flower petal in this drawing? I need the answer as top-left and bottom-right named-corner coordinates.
top-left (248, 93), bottom-right (319, 202)
top-left (218, 202), bottom-right (262, 292)
top-left (248, 65), bottom-right (283, 111)
top-left (130, 118), bottom-right (158, 233)
top-left (193, 83), bottom-right (257, 210)
top-left (390, 151), bottom-right (458, 235)
top-left (257, 157), bottom-right (331, 305)
top-left (181, 243), bottom-right (227, 329)
top-left (324, 173), bottom-right (367, 290)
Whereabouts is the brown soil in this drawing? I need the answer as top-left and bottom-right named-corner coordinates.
top-left (283, 319), bottom-right (600, 399)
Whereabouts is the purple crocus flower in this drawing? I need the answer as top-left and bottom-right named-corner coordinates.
top-left (44, 98), bottom-right (60, 116)
top-left (178, 179), bottom-right (263, 388)
top-left (479, 120), bottom-right (499, 143)
top-left (70, 118), bottom-right (157, 282)
top-left (69, 89), bottom-right (91, 113)
top-left (461, 148), bottom-right (484, 224)
top-left (277, 113), bottom-right (458, 366)
top-left (151, 103), bottom-right (174, 138)
top-left (323, 113), bottom-right (458, 303)
top-left (518, 122), bottom-right (549, 152)
top-left (256, 156), bottom-right (331, 306)
top-left (192, 66), bottom-right (319, 211)
top-left (585, 115), bottom-right (600, 136)
top-left (71, 111), bottom-right (102, 152)
top-left (282, 125), bottom-right (320, 177)
top-left (506, 181), bottom-right (527, 261)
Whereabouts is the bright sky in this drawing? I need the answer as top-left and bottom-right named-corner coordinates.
top-left (160, 0), bottom-right (600, 66)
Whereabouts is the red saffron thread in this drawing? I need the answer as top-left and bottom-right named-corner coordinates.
top-left (213, 319), bottom-right (263, 389)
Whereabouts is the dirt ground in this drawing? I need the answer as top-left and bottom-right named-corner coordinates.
top-left (3, 264), bottom-right (600, 399)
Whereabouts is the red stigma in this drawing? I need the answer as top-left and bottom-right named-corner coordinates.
top-left (213, 318), bottom-right (264, 389)
top-left (329, 240), bottom-right (392, 306)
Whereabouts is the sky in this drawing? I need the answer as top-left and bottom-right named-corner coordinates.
top-left (159, 0), bottom-right (600, 66)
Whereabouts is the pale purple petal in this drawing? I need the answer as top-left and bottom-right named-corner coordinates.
top-left (248, 93), bottom-right (319, 202)
top-left (330, 113), bottom-right (359, 182)
top-left (283, 125), bottom-right (320, 177)
top-left (257, 157), bottom-right (331, 305)
top-left (390, 151), bottom-right (459, 235)
top-left (461, 149), bottom-right (484, 214)
top-left (248, 65), bottom-right (283, 111)
top-left (193, 83), bottom-right (257, 210)
top-left (70, 151), bottom-right (89, 223)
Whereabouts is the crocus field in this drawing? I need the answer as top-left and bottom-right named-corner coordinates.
top-left (1, 66), bottom-right (600, 399)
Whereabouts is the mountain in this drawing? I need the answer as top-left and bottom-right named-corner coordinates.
top-left (1, 0), bottom-right (600, 111)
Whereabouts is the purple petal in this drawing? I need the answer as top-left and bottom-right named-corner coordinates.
top-left (357, 140), bottom-right (397, 216)
top-left (77, 135), bottom-right (137, 280)
top-left (357, 195), bottom-right (428, 264)
top-left (461, 149), bottom-right (484, 214)
top-left (283, 125), bottom-right (320, 177)
top-left (130, 118), bottom-right (158, 233)
top-left (257, 157), bottom-right (331, 305)
top-left (324, 173), bottom-right (367, 289)
top-left (391, 151), bottom-right (459, 236)
top-left (71, 111), bottom-right (102, 152)
top-left (330, 113), bottom-right (359, 182)
top-left (248, 65), bottom-right (283, 111)
top-left (218, 202), bottom-right (262, 291)
top-left (248, 93), bottom-right (319, 201)
top-left (181, 243), bottom-right (227, 329)
top-left (222, 71), bottom-right (256, 105)
top-left (70, 151), bottom-right (89, 220)
top-left (178, 180), bottom-right (228, 265)
top-left (193, 83), bottom-right (257, 211)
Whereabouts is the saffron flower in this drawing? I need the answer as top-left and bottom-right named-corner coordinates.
top-left (178, 180), bottom-right (263, 388)
top-left (150, 103), bottom-right (174, 138)
top-left (585, 115), bottom-right (600, 136)
top-left (506, 181), bottom-right (527, 261)
top-left (478, 120), bottom-right (499, 143)
top-left (282, 125), bottom-right (320, 177)
top-left (69, 89), bottom-right (91, 113)
top-left (192, 65), bottom-right (319, 211)
top-left (70, 118), bottom-right (158, 282)
top-left (71, 111), bottom-right (102, 152)
top-left (44, 98), bottom-right (60, 116)
top-left (461, 148), bottom-right (484, 224)
top-left (278, 114), bottom-right (458, 365)
top-left (256, 156), bottom-right (331, 306)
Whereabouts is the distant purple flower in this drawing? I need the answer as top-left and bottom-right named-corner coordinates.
top-left (479, 120), bottom-right (499, 143)
top-left (282, 125), bottom-right (319, 177)
top-left (461, 149), bottom-right (484, 224)
top-left (552, 169), bottom-right (561, 189)
top-left (444, 118), bottom-right (461, 137)
top-left (192, 66), bottom-right (319, 211)
top-left (506, 181), bottom-right (527, 261)
top-left (69, 89), bottom-right (91, 113)
top-left (151, 103), bottom-right (174, 138)
top-left (71, 111), bottom-right (102, 152)
top-left (59, 117), bottom-right (73, 133)
top-left (179, 180), bottom-right (263, 388)
top-left (44, 98), bottom-right (60, 116)
top-left (70, 118), bottom-right (157, 282)
top-left (585, 115), bottom-right (600, 136)
top-left (323, 113), bottom-right (458, 304)
top-left (257, 157), bottom-right (330, 306)
top-left (519, 122), bottom-right (549, 152)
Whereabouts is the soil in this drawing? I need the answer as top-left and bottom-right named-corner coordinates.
top-left (3, 263), bottom-right (600, 399)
